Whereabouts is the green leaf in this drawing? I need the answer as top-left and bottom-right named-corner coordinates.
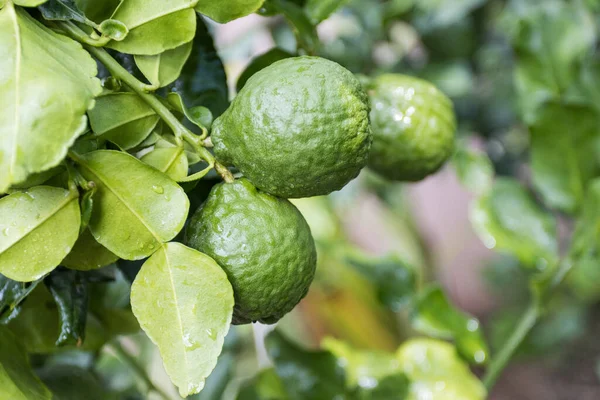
top-left (135, 41), bottom-right (193, 88)
top-left (140, 146), bottom-right (189, 182)
top-left (62, 229), bottom-right (118, 272)
top-left (265, 330), bottom-right (347, 400)
top-left (73, 150), bottom-right (189, 260)
top-left (74, 0), bottom-right (120, 22)
top-left (353, 374), bottom-right (410, 400)
top-left (195, 0), bottom-right (264, 23)
top-left (566, 179), bottom-right (600, 301)
top-left (7, 285), bottom-right (118, 353)
top-left (396, 339), bottom-right (486, 400)
top-left (0, 327), bottom-right (52, 400)
top-left (131, 242), bottom-right (234, 397)
top-left (346, 253), bottom-right (416, 312)
top-left (236, 48), bottom-right (294, 92)
top-left (0, 186), bottom-right (81, 282)
top-left (44, 269), bottom-right (88, 347)
top-left (452, 145), bottom-right (494, 195)
top-left (0, 3), bottom-right (102, 192)
top-left (506, 1), bottom-right (596, 122)
top-left (38, 0), bottom-right (89, 24)
top-left (167, 92), bottom-right (213, 133)
top-left (321, 337), bottom-right (404, 389)
top-left (170, 16), bottom-right (229, 118)
top-left (237, 369), bottom-right (289, 400)
top-left (411, 285), bottom-right (489, 366)
top-left (305, 0), bottom-right (350, 23)
top-left (269, 0), bottom-right (319, 53)
top-left (107, 0), bottom-right (197, 55)
top-left (470, 178), bottom-right (558, 269)
top-left (13, 0), bottom-right (48, 6)
top-left (97, 19), bottom-right (129, 41)
top-left (87, 92), bottom-right (160, 150)
top-left (529, 103), bottom-right (600, 213)
top-left (37, 365), bottom-right (111, 400)
top-left (0, 275), bottom-right (41, 324)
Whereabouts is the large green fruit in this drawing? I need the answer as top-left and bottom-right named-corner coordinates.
top-left (368, 74), bottom-right (456, 181)
top-left (212, 56), bottom-right (372, 199)
top-left (185, 179), bottom-right (317, 324)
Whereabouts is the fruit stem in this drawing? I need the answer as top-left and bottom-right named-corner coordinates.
top-left (56, 22), bottom-right (234, 184)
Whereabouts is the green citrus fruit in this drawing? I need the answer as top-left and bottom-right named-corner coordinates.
top-left (367, 74), bottom-right (456, 181)
top-left (185, 179), bottom-right (317, 324)
top-left (211, 56), bottom-right (372, 199)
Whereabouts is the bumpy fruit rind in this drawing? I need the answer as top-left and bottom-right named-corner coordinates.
top-left (212, 56), bottom-right (372, 198)
top-left (185, 179), bottom-right (317, 325)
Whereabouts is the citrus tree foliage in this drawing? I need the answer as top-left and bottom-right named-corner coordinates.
top-left (0, 0), bottom-right (599, 399)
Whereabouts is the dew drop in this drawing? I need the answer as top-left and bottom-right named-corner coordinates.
top-left (2, 228), bottom-right (9, 236)
top-left (206, 328), bottom-right (217, 341)
top-left (152, 185), bottom-right (164, 194)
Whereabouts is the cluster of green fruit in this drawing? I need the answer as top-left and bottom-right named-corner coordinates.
top-left (186, 56), bottom-right (456, 324)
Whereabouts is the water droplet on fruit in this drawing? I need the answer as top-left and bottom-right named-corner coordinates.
top-left (152, 185), bottom-right (164, 194)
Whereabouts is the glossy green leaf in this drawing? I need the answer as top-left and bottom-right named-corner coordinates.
top-left (412, 285), bottom-right (488, 365)
top-left (529, 103), bottom-right (600, 213)
top-left (0, 186), bottom-right (81, 282)
top-left (88, 93), bottom-right (160, 150)
top-left (396, 339), bottom-right (486, 400)
top-left (0, 275), bottom-right (41, 324)
top-left (107, 0), bottom-right (197, 55)
top-left (265, 330), bottom-right (347, 400)
top-left (470, 178), bottom-right (558, 269)
top-left (322, 337), bottom-right (403, 389)
top-left (135, 41), bottom-right (193, 88)
top-left (141, 147), bottom-right (189, 182)
top-left (62, 229), bottom-right (119, 272)
top-left (0, 3), bottom-right (102, 192)
top-left (170, 17), bottom-right (229, 118)
top-left (73, 150), bottom-right (189, 260)
top-left (38, 0), bottom-right (89, 24)
top-left (7, 284), bottom-right (127, 353)
top-left (9, 167), bottom-right (65, 191)
top-left (305, 0), bottom-right (350, 23)
top-left (45, 269), bottom-right (88, 346)
top-left (131, 242), bottom-right (234, 397)
top-left (452, 145), bottom-right (494, 195)
top-left (346, 252), bottom-right (416, 312)
top-left (236, 48), bottom-right (294, 92)
top-left (0, 327), bottom-right (52, 400)
top-left (195, 0), bottom-right (264, 23)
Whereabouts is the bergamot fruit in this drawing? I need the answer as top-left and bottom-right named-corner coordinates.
top-left (367, 74), bottom-right (456, 181)
top-left (185, 179), bottom-right (317, 325)
top-left (211, 56), bottom-right (372, 199)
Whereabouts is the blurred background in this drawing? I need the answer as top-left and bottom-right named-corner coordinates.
top-left (20, 1), bottom-right (600, 399)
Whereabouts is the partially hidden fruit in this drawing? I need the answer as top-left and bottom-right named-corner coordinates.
top-left (212, 56), bottom-right (372, 199)
top-left (367, 74), bottom-right (456, 182)
top-left (185, 179), bottom-right (317, 324)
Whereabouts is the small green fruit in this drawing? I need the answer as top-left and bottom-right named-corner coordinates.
top-left (185, 179), bottom-right (317, 324)
top-left (368, 74), bottom-right (456, 181)
top-left (212, 56), bottom-right (372, 198)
